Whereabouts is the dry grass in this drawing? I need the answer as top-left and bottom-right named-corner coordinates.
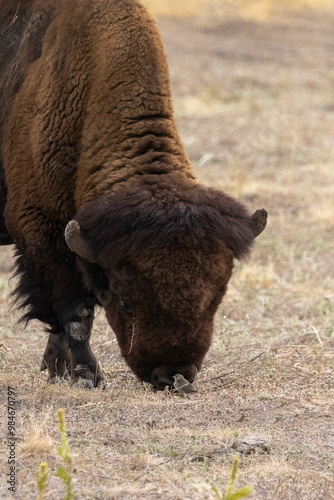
top-left (21, 430), bottom-right (53, 458)
top-left (1, 5), bottom-right (334, 500)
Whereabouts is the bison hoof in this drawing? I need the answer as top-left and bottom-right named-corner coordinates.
top-left (72, 363), bottom-right (105, 388)
top-left (47, 373), bottom-right (71, 384)
top-left (72, 378), bottom-right (94, 389)
top-left (72, 378), bottom-right (106, 390)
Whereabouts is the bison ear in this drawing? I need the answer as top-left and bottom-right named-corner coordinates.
top-left (65, 220), bottom-right (97, 262)
top-left (251, 209), bottom-right (267, 237)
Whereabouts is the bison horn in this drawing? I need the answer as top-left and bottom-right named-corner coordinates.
top-left (65, 220), bottom-right (97, 262)
top-left (251, 209), bottom-right (267, 237)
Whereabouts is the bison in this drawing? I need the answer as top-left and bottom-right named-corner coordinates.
top-left (0, 0), bottom-right (267, 389)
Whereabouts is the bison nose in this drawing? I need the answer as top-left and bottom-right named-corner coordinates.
top-left (150, 369), bottom-right (173, 390)
top-left (150, 364), bottom-right (198, 390)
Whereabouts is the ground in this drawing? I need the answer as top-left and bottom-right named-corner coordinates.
top-left (1, 4), bottom-right (334, 500)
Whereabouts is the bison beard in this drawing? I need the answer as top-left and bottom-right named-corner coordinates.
top-left (0, 0), bottom-right (267, 389)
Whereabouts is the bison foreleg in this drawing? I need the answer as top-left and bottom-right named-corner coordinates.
top-left (40, 333), bottom-right (71, 381)
top-left (65, 306), bottom-right (104, 388)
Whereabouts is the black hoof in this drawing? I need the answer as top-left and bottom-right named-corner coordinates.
top-left (72, 378), bottom-right (94, 389)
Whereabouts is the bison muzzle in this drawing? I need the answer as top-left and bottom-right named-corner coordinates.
top-left (0, 0), bottom-right (267, 390)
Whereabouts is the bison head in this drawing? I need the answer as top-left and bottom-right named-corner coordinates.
top-left (65, 176), bottom-right (267, 388)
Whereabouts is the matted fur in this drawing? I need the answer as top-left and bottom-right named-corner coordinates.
top-left (75, 173), bottom-right (255, 266)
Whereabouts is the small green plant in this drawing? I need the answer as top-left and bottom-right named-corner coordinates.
top-left (36, 409), bottom-right (75, 500)
top-left (196, 456), bottom-right (254, 499)
top-left (55, 409), bottom-right (75, 499)
top-left (36, 462), bottom-right (50, 500)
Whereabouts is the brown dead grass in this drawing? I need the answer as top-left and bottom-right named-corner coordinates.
top-left (21, 430), bottom-right (53, 458)
top-left (1, 5), bottom-right (334, 500)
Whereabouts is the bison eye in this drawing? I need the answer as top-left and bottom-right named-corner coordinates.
top-left (119, 300), bottom-right (134, 317)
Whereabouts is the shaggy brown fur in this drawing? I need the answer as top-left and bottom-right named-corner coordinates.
top-left (0, 0), bottom-right (266, 388)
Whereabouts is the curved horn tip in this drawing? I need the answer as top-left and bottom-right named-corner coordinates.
top-left (65, 220), bottom-right (96, 262)
top-left (65, 220), bottom-right (81, 243)
top-left (252, 208), bottom-right (268, 237)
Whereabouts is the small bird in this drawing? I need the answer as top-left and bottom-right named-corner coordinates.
top-left (173, 374), bottom-right (197, 394)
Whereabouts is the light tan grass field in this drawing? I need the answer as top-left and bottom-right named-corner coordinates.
top-left (1, 4), bottom-right (334, 500)
top-left (142, 0), bottom-right (334, 19)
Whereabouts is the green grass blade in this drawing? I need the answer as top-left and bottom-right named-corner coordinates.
top-left (230, 485), bottom-right (254, 499)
